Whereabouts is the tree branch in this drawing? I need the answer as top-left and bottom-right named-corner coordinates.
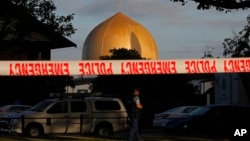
top-left (194, 0), bottom-right (250, 10)
top-left (171, 0), bottom-right (250, 11)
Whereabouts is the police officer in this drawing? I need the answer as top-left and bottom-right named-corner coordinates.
top-left (128, 88), bottom-right (143, 141)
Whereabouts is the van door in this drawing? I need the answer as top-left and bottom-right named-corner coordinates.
top-left (46, 101), bottom-right (69, 134)
top-left (67, 100), bottom-right (92, 133)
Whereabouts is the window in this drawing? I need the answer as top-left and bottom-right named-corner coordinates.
top-left (8, 106), bottom-right (23, 112)
top-left (95, 101), bottom-right (121, 110)
top-left (30, 101), bottom-right (54, 112)
top-left (182, 107), bottom-right (198, 113)
top-left (47, 102), bottom-right (68, 113)
top-left (71, 101), bottom-right (87, 112)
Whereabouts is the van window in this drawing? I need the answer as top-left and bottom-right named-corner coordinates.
top-left (8, 106), bottom-right (25, 112)
top-left (95, 101), bottom-right (121, 110)
top-left (30, 100), bottom-right (54, 112)
top-left (47, 102), bottom-right (68, 113)
top-left (71, 101), bottom-right (87, 112)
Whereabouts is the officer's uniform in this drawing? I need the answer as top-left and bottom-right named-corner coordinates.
top-left (128, 94), bottom-right (142, 141)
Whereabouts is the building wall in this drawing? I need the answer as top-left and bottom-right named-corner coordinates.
top-left (215, 73), bottom-right (249, 105)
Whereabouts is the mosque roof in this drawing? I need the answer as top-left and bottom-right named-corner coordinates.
top-left (82, 12), bottom-right (158, 60)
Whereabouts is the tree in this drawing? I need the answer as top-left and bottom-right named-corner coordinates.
top-left (99, 48), bottom-right (146, 60)
top-left (223, 15), bottom-right (250, 57)
top-left (222, 15), bottom-right (250, 103)
top-left (202, 46), bottom-right (215, 58)
top-left (168, 1), bottom-right (250, 57)
top-left (0, 0), bottom-right (76, 104)
top-left (170, 0), bottom-right (250, 12)
top-left (94, 48), bottom-right (145, 93)
top-left (0, 0), bottom-right (76, 40)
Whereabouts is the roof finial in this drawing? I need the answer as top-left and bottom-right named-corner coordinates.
top-left (118, 0), bottom-right (122, 12)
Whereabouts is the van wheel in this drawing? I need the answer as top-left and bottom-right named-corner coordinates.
top-left (26, 124), bottom-right (43, 137)
top-left (95, 124), bottom-right (113, 137)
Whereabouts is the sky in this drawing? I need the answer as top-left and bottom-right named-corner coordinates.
top-left (51, 0), bottom-right (250, 60)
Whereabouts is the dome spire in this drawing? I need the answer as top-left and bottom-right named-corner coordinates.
top-left (118, 0), bottom-right (122, 12)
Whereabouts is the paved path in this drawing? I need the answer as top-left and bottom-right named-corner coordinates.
top-left (0, 129), bottom-right (229, 141)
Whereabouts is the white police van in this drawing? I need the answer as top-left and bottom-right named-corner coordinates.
top-left (9, 93), bottom-right (128, 137)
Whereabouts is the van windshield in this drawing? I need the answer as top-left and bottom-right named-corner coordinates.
top-left (29, 100), bottom-right (54, 112)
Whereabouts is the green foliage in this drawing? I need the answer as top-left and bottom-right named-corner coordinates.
top-left (96, 48), bottom-right (145, 93)
top-left (12, 0), bottom-right (76, 37)
top-left (99, 48), bottom-right (147, 60)
top-left (1, 0), bottom-right (76, 39)
top-left (223, 15), bottom-right (250, 57)
top-left (170, 0), bottom-right (250, 12)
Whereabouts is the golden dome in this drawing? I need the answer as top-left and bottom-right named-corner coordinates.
top-left (82, 12), bottom-right (158, 60)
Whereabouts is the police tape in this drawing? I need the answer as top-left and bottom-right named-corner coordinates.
top-left (0, 57), bottom-right (250, 76)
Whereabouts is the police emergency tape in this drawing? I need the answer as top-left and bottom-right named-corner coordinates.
top-left (1, 58), bottom-right (250, 76)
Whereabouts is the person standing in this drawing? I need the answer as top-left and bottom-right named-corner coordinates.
top-left (128, 88), bottom-right (143, 141)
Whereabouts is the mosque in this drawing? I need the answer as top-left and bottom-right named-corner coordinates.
top-left (73, 11), bottom-right (250, 106)
top-left (82, 12), bottom-right (158, 60)
top-left (69, 11), bottom-right (159, 93)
